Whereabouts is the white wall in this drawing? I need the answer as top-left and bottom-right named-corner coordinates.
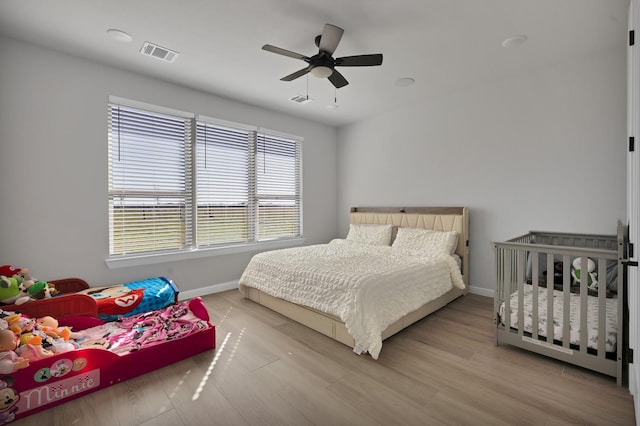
top-left (0, 35), bottom-right (627, 298)
top-left (337, 47), bottom-right (627, 295)
top-left (0, 36), bottom-right (338, 294)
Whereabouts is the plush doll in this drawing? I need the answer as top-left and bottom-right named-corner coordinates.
top-left (571, 257), bottom-right (598, 290)
top-left (15, 343), bottom-right (53, 361)
top-left (6, 316), bottom-right (55, 360)
top-left (0, 329), bottom-right (29, 374)
top-left (26, 281), bottom-right (55, 301)
top-left (48, 339), bottom-right (77, 354)
top-left (36, 316), bottom-right (79, 341)
top-left (0, 265), bottom-right (30, 280)
top-left (0, 276), bottom-right (28, 305)
top-left (7, 316), bottom-right (42, 347)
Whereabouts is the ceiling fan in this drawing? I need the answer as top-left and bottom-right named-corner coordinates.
top-left (262, 23), bottom-right (383, 89)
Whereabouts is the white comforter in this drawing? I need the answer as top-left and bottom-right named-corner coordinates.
top-left (238, 239), bottom-right (465, 359)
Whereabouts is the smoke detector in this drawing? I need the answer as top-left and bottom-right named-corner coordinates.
top-left (140, 42), bottom-right (179, 63)
top-left (290, 95), bottom-right (312, 105)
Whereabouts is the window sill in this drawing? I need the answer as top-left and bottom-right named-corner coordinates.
top-left (105, 238), bottom-right (306, 269)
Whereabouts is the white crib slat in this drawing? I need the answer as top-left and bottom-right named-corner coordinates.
top-left (496, 248), bottom-right (502, 319)
top-left (546, 254), bottom-right (554, 345)
top-left (503, 248), bottom-right (511, 331)
top-left (579, 256), bottom-right (589, 354)
top-left (597, 258), bottom-right (606, 358)
top-left (562, 255), bottom-right (571, 349)
top-left (531, 252), bottom-right (538, 340)
top-left (517, 250), bottom-right (526, 332)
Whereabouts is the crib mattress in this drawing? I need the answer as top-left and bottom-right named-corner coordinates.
top-left (498, 284), bottom-right (617, 352)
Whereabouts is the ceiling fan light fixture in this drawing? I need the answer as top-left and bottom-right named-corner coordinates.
top-left (310, 66), bottom-right (333, 78)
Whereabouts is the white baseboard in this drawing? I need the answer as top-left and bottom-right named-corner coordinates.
top-left (469, 285), bottom-right (493, 298)
top-left (178, 280), bottom-right (238, 301)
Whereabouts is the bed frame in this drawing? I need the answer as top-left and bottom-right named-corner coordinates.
top-left (2, 297), bottom-right (216, 423)
top-left (494, 224), bottom-right (625, 385)
top-left (1, 277), bottom-right (180, 321)
top-left (243, 206), bottom-right (470, 350)
top-left (0, 278), bottom-right (98, 319)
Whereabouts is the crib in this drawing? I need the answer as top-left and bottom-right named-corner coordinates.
top-left (494, 223), bottom-right (626, 385)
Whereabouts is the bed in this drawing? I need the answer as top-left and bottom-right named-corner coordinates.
top-left (1, 276), bottom-right (179, 321)
top-left (0, 278), bottom-right (98, 319)
top-left (494, 224), bottom-right (626, 385)
top-left (0, 294), bottom-right (215, 424)
top-left (238, 206), bottom-right (469, 359)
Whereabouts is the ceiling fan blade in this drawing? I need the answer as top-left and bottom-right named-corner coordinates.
top-left (328, 69), bottom-right (349, 88)
top-left (318, 24), bottom-right (344, 55)
top-left (262, 44), bottom-right (309, 61)
top-left (334, 54), bottom-right (383, 67)
top-left (281, 67), bottom-right (311, 81)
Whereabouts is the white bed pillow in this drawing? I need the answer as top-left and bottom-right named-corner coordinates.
top-left (346, 224), bottom-right (393, 246)
top-left (392, 227), bottom-right (458, 255)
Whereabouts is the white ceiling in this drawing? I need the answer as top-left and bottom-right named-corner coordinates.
top-left (0, 0), bottom-right (630, 127)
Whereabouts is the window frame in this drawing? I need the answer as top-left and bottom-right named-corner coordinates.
top-left (106, 97), bottom-right (304, 268)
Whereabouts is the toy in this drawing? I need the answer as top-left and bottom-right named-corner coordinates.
top-left (0, 265), bottom-right (29, 280)
top-left (6, 316), bottom-right (42, 347)
top-left (0, 329), bottom-right (29, 374)
top-left (0, 276), bottom-right (29, 305)
top-left (48, 340), bottom-right (77, 354)
top-left (27, 281), bottom-right (57, 300)
top-left (36, 316), bottom-right (79, 341)
top-left (6, 280), bottom-right (59, 307)
top-left (571, 257), bottom-right (598, 289)
top-left (15, 343), bottom-right (53, 360)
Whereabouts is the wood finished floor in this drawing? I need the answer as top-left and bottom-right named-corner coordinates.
top-left (11, 291), bottom-right (636, 426)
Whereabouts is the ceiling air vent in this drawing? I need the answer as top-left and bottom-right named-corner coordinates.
top-left (290, 94), bottom-right (312, 104)
top-left (140, 42), bottom-right (179, 63)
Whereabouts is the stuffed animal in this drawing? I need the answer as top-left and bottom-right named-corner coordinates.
top-left (0, 265), bottom-right (30, 280)
top-left (0, 329), bottom-right (29, 374)
top-left (571, 257), bottom-right (598, 290)
top-left (36, 316), bottom-right (78, 341)
top-left (48, 340), bottom-right (77, 354)
top-left (0, 275), bottom-right (25, 304)
top-left (15, 343), bottom-right (53, 361)
top-left (27, 281), bottom-right (56, 300)
top-left (6, 316), bottom-right (41, 346)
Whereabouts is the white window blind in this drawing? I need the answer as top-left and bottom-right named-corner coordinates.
top-left (256, 132), bottom-right (302, 241)
top-left (107, 99), bottom-right (302, 258)
top-left (195, 122), bottom-right (250, 246)
top-left (108, 103), bottom-right (193, 255)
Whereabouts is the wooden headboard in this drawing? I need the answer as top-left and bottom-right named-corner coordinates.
top-left (350, 207), bottom-right (470, 288)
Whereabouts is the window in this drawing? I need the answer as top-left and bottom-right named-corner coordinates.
top-left (108, 98), bottom-right (302, 258)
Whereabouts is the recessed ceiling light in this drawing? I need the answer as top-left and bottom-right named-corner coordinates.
top-left (395, 77), bottom-right (415, 87)
top-left (502, 34), bottom-right (527, 48)
top-left (107, 29), bottom-right (133, 43)
top-left (326, 104), bottom-right (339, 110)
